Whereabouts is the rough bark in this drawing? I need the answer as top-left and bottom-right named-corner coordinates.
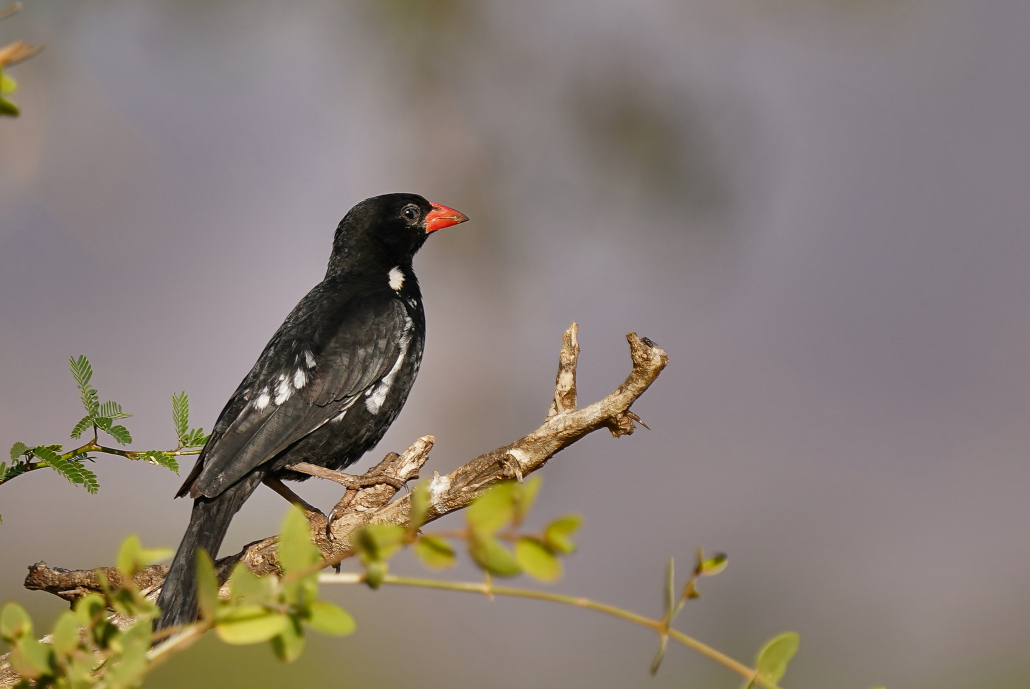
top-left (22, 324), bottom-right (668, 595)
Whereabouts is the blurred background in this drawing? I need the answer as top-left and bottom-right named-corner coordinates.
top-left (2, 0), bottom-right (1029, 687)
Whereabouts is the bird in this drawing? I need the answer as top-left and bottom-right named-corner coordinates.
top-left (156, 193), bottom-right (468, 630)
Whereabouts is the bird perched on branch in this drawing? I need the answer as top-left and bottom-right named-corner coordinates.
top-left (156, 193), bottom-right (468, 629)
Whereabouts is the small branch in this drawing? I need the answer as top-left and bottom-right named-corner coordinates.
top-left (0, 40), bottom-right (42, 68)
top-left (0, 4), bottom-right (22, 23)
top-left (25, 325), bottom-right (668, 591)
top-left (317, 572), bottom-right (783, 689)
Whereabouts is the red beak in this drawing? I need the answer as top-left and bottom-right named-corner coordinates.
top-left (425, 202), bottom-right (469, 233)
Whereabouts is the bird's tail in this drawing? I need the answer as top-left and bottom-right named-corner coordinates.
top-left (156, 473), bottom-right (263, 630)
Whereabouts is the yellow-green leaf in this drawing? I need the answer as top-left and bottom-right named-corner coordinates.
top-left (413, 535), bottom-right (457, 570)
top-left (352, 523), bottom-right (406, 563)
top-left (216, 605), bottom-right (288, 645)
top-left (700, 553), bottom-right (728, 576)
top-left (306, 601), bottom-right (355, 636)
top-left (1, 602), bottom-right (32, 640)
top-left (469, 534), bottom-right (521, 577)
top-left (467, 482), bottom-right (518, 534)
top-left (544, 514), bottom-right (582, 554)
top-left (271, 615), bottom-right (306, 662)
top-left (753, 632), bottom-right (800, 686)
top-left (1, 72), bottom-right (17, 94)
top-left (117, 534), bottom-right (143, 576)
top-left (408, 480), bottom-right (432, 532)
top-left (50, 611), bottom-right (80, 656)
top-left (10, 637), bottom-right (52, 678)
top-left (195, 548), bottom-right (220, 621)
top-left (278, 505), bottom-right (321, 573)
top-left (229, 562), bottom-right (274, 604)
top-left (515, 538), bottom-right (562, 582)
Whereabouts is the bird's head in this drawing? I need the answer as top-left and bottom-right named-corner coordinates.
top-left (329, 193), bottom-right (468, 276)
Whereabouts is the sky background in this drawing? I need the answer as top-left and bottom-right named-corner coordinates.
top-left (2, 1), bottom-right (1030, 687)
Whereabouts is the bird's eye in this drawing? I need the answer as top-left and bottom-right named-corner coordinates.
top-left (402, 206), bottom-right (420, 223)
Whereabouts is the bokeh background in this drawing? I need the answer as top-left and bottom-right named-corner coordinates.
top-left (2, 0), bottom-right (1029, 687)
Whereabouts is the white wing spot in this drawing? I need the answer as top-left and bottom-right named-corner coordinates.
top-left (388, 266), bottom-right (405, 291)
top-left (293, 368), bottom-right (308, 390)
top-left (255, 391), bottom-right (271, 410)
top-left (274, 377), bottom-right (293, 405)
top-left (303, 350), bottom-right (316, 368)
top-left (331, 409), bottom-right (347, 423)
top-left (365, 316), bottom-right (413, 414)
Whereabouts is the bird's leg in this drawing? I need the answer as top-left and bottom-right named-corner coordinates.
top-left (262, 475), bottom-right (325, 520)
top-left (290, 460), bottom-right (415, 538)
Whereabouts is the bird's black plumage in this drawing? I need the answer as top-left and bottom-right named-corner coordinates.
top-left (156, 193), bottom-right (467, 629)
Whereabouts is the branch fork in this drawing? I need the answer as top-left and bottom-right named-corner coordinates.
top-left (24, 323), bottom-right (668, 593)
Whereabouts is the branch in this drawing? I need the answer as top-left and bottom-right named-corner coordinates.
top-left (24, 324), bottom-right (668, 593)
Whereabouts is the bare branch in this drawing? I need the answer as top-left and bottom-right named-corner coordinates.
top-left (23, 325), bottom-right (668, 596)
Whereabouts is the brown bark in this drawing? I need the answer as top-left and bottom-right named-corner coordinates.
top-left (23, 324), bottom-right (668, 596)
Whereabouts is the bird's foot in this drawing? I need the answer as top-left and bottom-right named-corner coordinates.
top-left (290, 461), bottom-right (415, 539)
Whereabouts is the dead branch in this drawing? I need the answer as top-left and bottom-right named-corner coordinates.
top-left (23, 324), bottom-right (668, 597)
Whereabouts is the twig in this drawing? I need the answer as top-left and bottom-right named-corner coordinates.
top-left (24, 324), bottom-right (668, 588)
top-left (317, 572), bottom-right (783, 689)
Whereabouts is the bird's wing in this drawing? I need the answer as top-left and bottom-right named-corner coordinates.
top-left (186, 287), bottom-right (414, 498)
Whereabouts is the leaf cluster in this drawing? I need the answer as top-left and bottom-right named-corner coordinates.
top-left (351, 477), bottom-right (583, 585)
top-left (191, 506), bottom-right (354, 662)
top-left (2, 357), bottom-right (213, 520)
top-left (0, 537), bottom-right (170, 689)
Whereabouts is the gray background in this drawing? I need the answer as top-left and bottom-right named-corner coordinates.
top-left (1, 1), bottom-right (1028, 687)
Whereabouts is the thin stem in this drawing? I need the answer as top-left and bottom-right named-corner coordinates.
top-left (146, 622), bottom-right (210, 670)
top-left (318, 573), bottom-right (784, 689)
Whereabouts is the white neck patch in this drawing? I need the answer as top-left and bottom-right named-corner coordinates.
top-left (388, 266), bottom-right (405, 291)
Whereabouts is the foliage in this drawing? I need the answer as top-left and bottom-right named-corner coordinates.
top-left (1, 357), bottom-right (210, 522)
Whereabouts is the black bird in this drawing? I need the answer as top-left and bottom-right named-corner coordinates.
top-left (156, 193), bottom-right (468, 629)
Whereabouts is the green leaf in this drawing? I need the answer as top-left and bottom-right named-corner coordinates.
top-left (69, 355), bottom-right (93, 388)
top-left (75, 593), bottom-right (107, 627)
top-left (753, 632), bottom-right (800, 686)
top-left (34, 447), bottom-right (100, 494)
top-left (172, 392), bottom-right (190, 442)
top-left (413, 536), bottom-right (457, 570)
top-left (700, 553), bottom-right (728, 576)
top-left (271, 615), bottom-right (305, 662)
top-left (183, 428), bottom-right (209, 448)
top-left (516, 475), bottom-right (543, 523)
top-left (140, 450), bottom-right (179, 474)
top-left (515, 538), bottom-right (562, 582)
top-left (117, 534), bottom-right (143, 577)
top-left (216, 605), bottom-right (288, 645)
top-left (194, 548), bottom-right (220, 621)
top-left (0, 72), bottom-right (17, 94)
top-left (98, 400), bottom-right (131, 420)
top-left (105, 622), bottom-right (150, 689)
top-left (306, 600), bottom-right (355, 636)
top-left (364, 561), bottom-right (388, 589)
top-left (69, 415), bottom-right (93, 440)
top-left (1, 602), bottom-right (33, 640)
top-left (408, 480), bottom-right (431, 532)
top-left (0, 97), bottom-right (18, 117)
top-left (467, 482), bottom-right (518, 535)
top-left (543, 514), bottom-right (582, 555)
top-left (105, 424), bottom-right (133, 445)
top-left (50, 611), bottom-right (81, 657)
top-left (9, 441), bottom-right (28, 461)
top-left (352, 523), bottom-right (406, 564)
top-left (278, 505), bottom-right (321, 573)
top-left (229, 563), bottom-right (274, 604)
top-left (469, 534), bottom-right (521, 577)
top-left (10, 637), bottom-right (52, 679)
